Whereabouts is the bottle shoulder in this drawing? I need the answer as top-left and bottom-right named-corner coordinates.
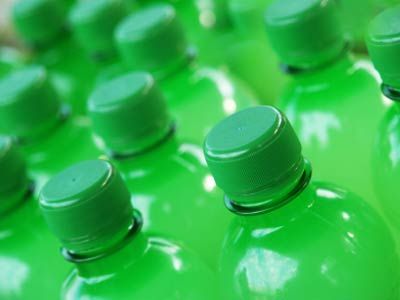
top-left (225, 181), bottom-right (393, 252)
top-left (63, 237), bottom-right (217, 299)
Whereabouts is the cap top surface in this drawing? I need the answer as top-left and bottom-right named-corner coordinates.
top-left (266, 0), bottom-right (320, 22)
top-left (0, 66), bottom-right (45, 105)
top-left (89, 72), bottom-right (152, 109)
top-left (0, 136), bottom-right (11, 156)
top-left (70, 0), bottom-right (110, 23)
top-left (41, 160), bottom-right (112, 205)
top-left (368, 6), bottom-right (400, 42)
top-left (206, 106), bottom-right (280, 155)
top-left (116, 4), bottom-right (174, 41)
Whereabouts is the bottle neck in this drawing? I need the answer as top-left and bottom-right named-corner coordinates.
top-left (18, 104), bottom-right (70, 146)
top-left (225, 159), bottom-right (312, 217)
top-left (111, 123), bottom-right (177, 161)
top-left (237, 181), bottom-right (315, 228)
top-left (382, 84), bottom-right (400, 103)
top-left (152, 47), bottom-right (196, 82)
top-left (0, 181), bottom-right (33, 216)
top-left (64, 210), bottom-right (146, 279)
top-left (283, 45), bottom-right (350, 79)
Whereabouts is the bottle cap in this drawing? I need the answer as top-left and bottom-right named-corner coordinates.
top-left (0, 66), bottom-right (62, 140)
top-left (12, 0), bottom-right (67, 46)
top-left (88, 72), bottom-right (172, 156)
top-left (0, 136), bottom-right (30, 213)
top-left (367, 5), bottom-right (400, 91)
top-left (115, 4), bottom-right (189, 78)
top-left (265, 0), bottom-right (345, 69)
top-left (69, 0), bottom-right (128, 60)
top-left (40, 160), bottom-right (133, 255)
top-left (204, 106), bottom-right (304, 207)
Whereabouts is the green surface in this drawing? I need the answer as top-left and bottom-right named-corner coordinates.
top-left (88, 72), bottom-right (171, 156)
top-left (265, 0), bottom-right (345, 69)
top-left (0, 66), bottom-right (61, 140)
top-left (367, 5), bottom-right (400, 90)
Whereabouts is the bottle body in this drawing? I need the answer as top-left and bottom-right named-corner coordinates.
top-left (63, 232), bottom-right (218, 299)
top-left (278, 55), bottom-right (387, 211)
top-left (220, 182), bottom-right (400, 299)
top-left (373, 104), bottom-right (400, 247)
top-left (0, 195), bottom-right (69, 299)
top-left (21, 116), bottom-right (101, 192)
top-left (160, 64), bottom-right (256, 144)
top-left (114, 137), bottom-right (231, 269)
top-left (226, 0), bottom-right (288, 103)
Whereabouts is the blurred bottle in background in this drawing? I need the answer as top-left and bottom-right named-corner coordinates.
top-left (265, 0), bottom-right (389, 213)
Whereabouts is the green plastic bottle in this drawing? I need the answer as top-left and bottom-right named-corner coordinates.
top-left (265, 0), bottom-right (388, 211)
top-left (88, 71), bottom-right (231, 268)
top-left (204, 106), bottom-right (400, 299)
top-left (12, 0), bottom-right (97, 114)
top-left (114, 3), bottom-right (256, 143)
top-left (0, 66), bottom-right (100, 191)
top-left (0, 136), bottom-right (69, 299)
top-left (226, 0), bottom-right (288, 103)
top-left (39, 159), bottom-right (218, 299)
top-left (366, 5), bottom-right (400, 242)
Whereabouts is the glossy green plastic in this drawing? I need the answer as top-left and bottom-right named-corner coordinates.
top-left (204, 106), bottom-right (400, 299)
top-left (367, 6), bottom-right (400, 248)
top-left (367, 5), bottom-right (400, 91)
top-left (265, 0), bottom-right (345, 70)
top-left (0, 47), bottom-right (25, 78)
top-left (226, 0), bottom-right (288, 103)
top-left (267, 0), bottom-right (388, 210)
top-left (88, 72), bottom-right (231, 268)
top-left (336, 0), bottom-right (398, 53)
top-left (0, 66), bottom-right (100, 191)
top-left (139, 0), bottom-right (285, 104)
top-left (12, 0), bottom-right (97, 114)
top-left (0, 137), bottom-right (69, 299)
top-left (40, 160), bottom-right (218, 299)
top-left (114, 4), bottom-right (256, 143)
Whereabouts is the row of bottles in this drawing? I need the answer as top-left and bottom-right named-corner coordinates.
top-left (1, 0), bottom-right (400, 299)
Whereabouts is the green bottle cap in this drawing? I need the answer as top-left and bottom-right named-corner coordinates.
top-left (88, 72), bottom-right (172, 156)
top-left (204, 106), bottom-right (305, 207)
top-left (69, 0), bottom-right (128, 61)
top-left (40, 160), bottom-right (133, 255)
top-left (0, 66), bottom-right (62, 141)
top-left (115, 4), bottom-right (189, 78)
top-left (265, 0), bottom-right (345, 69)
top-left (12, 0), bottom-right (67, 46)
top-left (366, 5), bottom-right (400, 91)
top-left (0, 136), bottom-right (30, 214)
